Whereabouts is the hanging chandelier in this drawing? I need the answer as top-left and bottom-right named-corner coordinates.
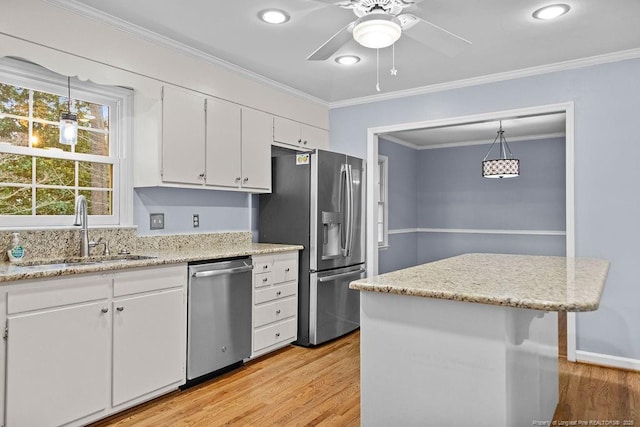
top-left (482, 121), bottom-right (520, 178)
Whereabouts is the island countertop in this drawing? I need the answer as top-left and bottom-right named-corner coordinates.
top-left (349, 253), bottom-right (610, 311)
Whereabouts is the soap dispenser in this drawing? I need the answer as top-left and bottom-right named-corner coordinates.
top-left (7, 232), bottom-right (24, 263)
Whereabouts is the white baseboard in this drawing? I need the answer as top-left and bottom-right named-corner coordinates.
top-left (576, 350), bottom-right (640, 371)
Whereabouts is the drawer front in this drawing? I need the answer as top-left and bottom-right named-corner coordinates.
top-left (253, 318), bottom-right (297, 352)
top-left (273, 257), bottom-right (298, 283)
top-left (8, 275), bottom-right (109, 314)
top-left (254, 297), bottom-right (297, 328)
top-left (254, 281), bottom-right (297, 304)
top-left (254, 271), bottom-right (274, 288)
top-left (114, 263), bottom-right (187, 297)
top-left (253, 257), bottom-right (272, 274)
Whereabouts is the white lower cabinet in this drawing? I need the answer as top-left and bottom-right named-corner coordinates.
top-left (2, 264), bottom-right (187, 427)
top-left (251, 251), bottom-right (299, 358)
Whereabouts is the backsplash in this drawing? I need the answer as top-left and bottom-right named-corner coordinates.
top-left (0, 228), bottom-right (252, 262)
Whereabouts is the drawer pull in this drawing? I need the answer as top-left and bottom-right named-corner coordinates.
top-left (276, 309), bottom-right (281, 314)
top-left (262, 277), bottom-right (268, 283)
top-left (285, 267), bottom-right (290, 272)
top-left (262, 265), bottom-right (268, 269)
top-left (276, 291), bottom-right (282, 296)
top-left (275, 332), bottom-right (280, 338)
top-left (116, 306), bottom-right (124, 312)
top-left (101, 307), bottom-right (109, 313)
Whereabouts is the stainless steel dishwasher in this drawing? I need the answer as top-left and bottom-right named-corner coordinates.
top-left (187, 258), bottom-right (253, 383)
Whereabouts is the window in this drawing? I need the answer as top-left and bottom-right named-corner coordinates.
top-left (377, 155), bottom-right (388, 248)
top-left (0, 58), bottom-right (131, 227)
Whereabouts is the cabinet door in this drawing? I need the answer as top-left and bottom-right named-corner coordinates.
top-left (205, 98), bottom-right (242, 188)
top-left (302, 124), bottom-right (329, 150)
top-left (161, 86), bottom-right (206, 185)
top-left (5, 301), bottom-right (110, 426)
top-left (241, 108), bottom-right (272, 191)
top-left (273, 116), bottom-right (301, 146)
top-left (112, 288), bottom-right (184, 407)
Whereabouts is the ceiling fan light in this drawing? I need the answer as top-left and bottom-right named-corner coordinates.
top-left (259, 9), bottom-right (290, 24)
top-left (353, 15), bottom-right (401, 49)
top-left (532, 4), bottom-right (570, 20)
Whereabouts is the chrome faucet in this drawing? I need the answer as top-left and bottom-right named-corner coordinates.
top-left (73, 195), bottom-right (90, 257)
top-left (73, 195), bottom-right (110, 257)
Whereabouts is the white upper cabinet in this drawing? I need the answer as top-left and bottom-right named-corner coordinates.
top-left (273, 116), bottom-right (329, 150)
top-left (241, 108), bottom-right (272, 192)
top-left (160, 87), bottom-right (271, 193)
top-left (204, 100), bottom-right (271, 192)
top-left (161, 86), bottom-right (206, 185)
top-left (205, 98), bottom-right (242, 188)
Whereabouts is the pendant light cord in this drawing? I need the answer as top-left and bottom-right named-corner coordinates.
top-left (376, 48), bottom-right (380, 92)
top-left (67, 76), bottom-right (72, 113)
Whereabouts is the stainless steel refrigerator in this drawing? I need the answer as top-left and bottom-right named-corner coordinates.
top-left (259, 149), bottom-right (366, 346)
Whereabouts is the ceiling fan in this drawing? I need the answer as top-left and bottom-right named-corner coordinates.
top-left (307, 0), bottom-right (472, 61)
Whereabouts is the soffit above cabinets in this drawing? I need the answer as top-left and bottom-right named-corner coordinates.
top-left (49, 0), bottom-right (640, 103)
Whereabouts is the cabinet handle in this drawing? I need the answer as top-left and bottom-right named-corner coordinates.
top-left (198, 173), bottom-right (205, 179)
top-left (276, 291), bottom-right (282, 296)
top-left (101, 307), bottom-right (109, 313)
top-left (275, 332), bottom-right (280, 338)
top-left (235, 177), bottom-right (241, 182)
top-left (276, 309), bottom-right (281, 315)
top-left (303, 140), bottom-right (308, 145)
top-left (243, 177), bottom-right (249, 183)
top-left (262, 265), bottom-right (268, 269)
top-left (285, 267), bottom-right (290, 272)
top-left (116, 306), bottom-right (124, 312)
top-left (297, 138), bottom-right (302, 143)
top-left (262, 277), bottom-right (268, 283)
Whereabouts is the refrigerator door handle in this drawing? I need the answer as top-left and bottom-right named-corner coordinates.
top-left (343, 164), bottom-right (355, 257)
top-left (317, 267), bottom-right (366, 283)
top-left (340, 164), bottom-right (349, 256)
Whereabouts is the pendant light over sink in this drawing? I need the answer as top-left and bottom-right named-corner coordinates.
top-left (482, 121), bottom-right (520, 178)
top-left (59, 76), bottom-right (78, 146)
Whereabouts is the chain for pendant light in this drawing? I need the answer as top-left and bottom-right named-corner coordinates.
top-left (376, 48), bottom-right (381, 92)
top-left (390, 43), bottom-right (398, 76)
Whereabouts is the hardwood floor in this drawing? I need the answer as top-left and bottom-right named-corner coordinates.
top-left (92, 332), bottom-right (360, 427)
top-left (92, 329), bottom-right (640, 426)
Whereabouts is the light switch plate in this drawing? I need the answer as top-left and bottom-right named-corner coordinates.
top-left (150, 213), bottom-right (164, 230)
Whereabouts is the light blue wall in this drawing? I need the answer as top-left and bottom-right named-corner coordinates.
top-left (133, 188), bottom-right (253, 236)
top-left (378, 138), bottom-right (418, 273)
top-left (329, 57), bottom-right (640, 360)
top-left (417, 138), bottom-right (566, 230)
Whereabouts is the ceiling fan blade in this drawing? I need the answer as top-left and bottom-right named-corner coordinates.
top-left (310, 0), bottom-right (357, 7)
top-left (398, 14), bottom-right (472, 57)
top-left (307, 22), bottom-right (355, 60)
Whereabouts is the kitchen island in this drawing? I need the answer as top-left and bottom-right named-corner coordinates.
top-left (349, 253), bottom-right (609, 427)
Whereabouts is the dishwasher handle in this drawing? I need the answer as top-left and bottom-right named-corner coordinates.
top-left (191, 264), bottom-right (253, 278)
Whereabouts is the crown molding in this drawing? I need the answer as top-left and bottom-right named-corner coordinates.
top-left (329, 48), bottom-right (640, 109)
top-left (45, 0), bottom-right (329, 107)
top-left (379, 132), bottom-right (565, 150)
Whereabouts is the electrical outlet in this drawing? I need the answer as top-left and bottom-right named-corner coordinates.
top-left (150, 213), bottom-right (164, 230)
top-left (193, 214), bottom-right (200, 228)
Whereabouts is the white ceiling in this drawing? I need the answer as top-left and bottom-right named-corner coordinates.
top-left (54, 0), bottom-right (640, 103)
top-left (383, 113), bottom-right (566, 148)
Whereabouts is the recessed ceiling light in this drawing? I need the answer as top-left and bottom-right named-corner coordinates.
top-left (259, 9), bottom-right (290, 24)
top-left (335, 55), bottom-right (361, 65)
top-left (532, 4), bottom-right (571, 20)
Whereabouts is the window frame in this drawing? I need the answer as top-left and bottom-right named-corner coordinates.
top-left (377, 154), bottom-right (389, 248)
top-left (0, 58), bottom-right (132, 228)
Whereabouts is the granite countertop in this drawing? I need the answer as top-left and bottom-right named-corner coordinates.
top-left (350, 253), bottom-right (610, 312)
top-left (0, 243), bottom-right (303, 283)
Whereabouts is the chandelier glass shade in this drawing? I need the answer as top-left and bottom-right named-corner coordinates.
top-left (352, 14), bottom-right (402, 49)
top-left (59, 76), bottom-right (78, 146)
top-left (482, 121), bottom-right (520, 178)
